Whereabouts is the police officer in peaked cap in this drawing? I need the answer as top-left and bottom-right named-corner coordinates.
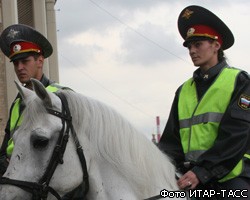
top-left (0, 24), bottom-right (82, 199)
top-left (0, 24), bottom-right (53, 89)
top-left (158, 5), bottom-right (250, 199)
top-left (0, 23), bottom-right (57, 174)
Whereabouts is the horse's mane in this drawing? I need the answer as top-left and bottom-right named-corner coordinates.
top-left (21, 89), bottom-right (178, 196)
top-left (61, 90), bottom-right (178, 194)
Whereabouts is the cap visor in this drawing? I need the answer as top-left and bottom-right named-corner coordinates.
top-left (183, 36), bottom-right (214, 47)
top-left (10, 52), bottom-right (35, 62)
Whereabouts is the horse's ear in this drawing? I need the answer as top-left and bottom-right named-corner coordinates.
top-left (15, 81), bottom-right (34, 101)
top-left (30, 78), bottom-right (53, 108)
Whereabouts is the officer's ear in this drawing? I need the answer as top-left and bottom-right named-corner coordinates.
top-left (36, 55), bottom-right (44, 69)
top-left (214, 40), bottom-right (221, 51)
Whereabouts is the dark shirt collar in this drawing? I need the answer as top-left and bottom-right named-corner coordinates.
top-left (40, 74), bottom-right (53, 87)
top-left (22, 74), bottom-right (52, 89)
top-left (193, 60), bottom-right (228, 82)
top-left (17, 74), bottom-right (53, 108)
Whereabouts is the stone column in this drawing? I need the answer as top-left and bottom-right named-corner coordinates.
top-left (33, 0), bottom-right (49, 77)
top-left (0, 0), bottom-right (18, 142)
top-left (46, 0), bottom-right (59, 82)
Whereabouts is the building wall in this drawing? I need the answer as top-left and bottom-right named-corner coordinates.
top-left (0, 0), bottom-right (59, 143)
top-left (0, 33), bottom-right (8, 143)
top-left (0, 0), bottom-right (10, 143)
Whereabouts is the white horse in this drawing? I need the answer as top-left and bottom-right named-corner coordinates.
top-left (0, 79), bottom-right (186, 200)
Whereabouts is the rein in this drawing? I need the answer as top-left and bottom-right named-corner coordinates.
top-left (144, 194), bottom-right (163, 200)
top-left (0, 92), bottom-right (89, 200)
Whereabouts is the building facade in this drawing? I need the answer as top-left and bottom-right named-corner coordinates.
top-left (0, 0), bottom-right (59, 142)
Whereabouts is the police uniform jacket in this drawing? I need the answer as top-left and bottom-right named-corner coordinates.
top-left (158, 60), bottom-right (250, 184)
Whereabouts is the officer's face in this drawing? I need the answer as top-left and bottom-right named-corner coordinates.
top-left (13, 55), bottom-right (44, 86)
top-left (187, 40), bottom-right (221, 72)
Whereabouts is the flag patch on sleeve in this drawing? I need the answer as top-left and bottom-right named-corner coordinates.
top-left (238, 94), bottom-right (250, 110)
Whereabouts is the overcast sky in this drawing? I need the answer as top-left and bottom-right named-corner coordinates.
top-left (54, 0), bottom-right (250, 140)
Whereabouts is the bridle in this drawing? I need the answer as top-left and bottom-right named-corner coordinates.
top-left (0, 91), bottom-right (187, 200)
top-left (0, 93), bottom-right (89, 200)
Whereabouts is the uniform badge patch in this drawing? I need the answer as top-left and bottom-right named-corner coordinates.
top-left (238, 94), bottom-right (250, 110)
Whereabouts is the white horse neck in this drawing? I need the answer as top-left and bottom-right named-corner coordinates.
top-left (65, 91), bottom-right (181, 199)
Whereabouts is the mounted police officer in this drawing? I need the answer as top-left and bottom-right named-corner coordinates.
top-left (158, 5), bottom-right (250, 199)
top-left (0, 24), bottom-right (84, 199)
top-left (0, 24), bottom-right (63, 170)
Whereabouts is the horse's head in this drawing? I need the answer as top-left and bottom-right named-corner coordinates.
top-left (0, 79), bottom-right (182, 200)
top-left (0, 79), bottom-right (88, 199)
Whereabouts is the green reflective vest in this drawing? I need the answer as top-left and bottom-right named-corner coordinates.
top-left (7, 83), bottom-right (62, 156)
top-left (178, 67), bottom-right (249, 182)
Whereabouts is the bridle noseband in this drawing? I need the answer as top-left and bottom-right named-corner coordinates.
top-left (0, 93), bottom-right (89, 200)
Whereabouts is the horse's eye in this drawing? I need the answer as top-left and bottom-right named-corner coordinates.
top-left (33, 137), bottom-right (49, 149)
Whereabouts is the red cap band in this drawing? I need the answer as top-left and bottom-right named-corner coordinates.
top-left (10, 41), bottom-right (42, 59)
top-left (186, 24), bottom-right (223, 45)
